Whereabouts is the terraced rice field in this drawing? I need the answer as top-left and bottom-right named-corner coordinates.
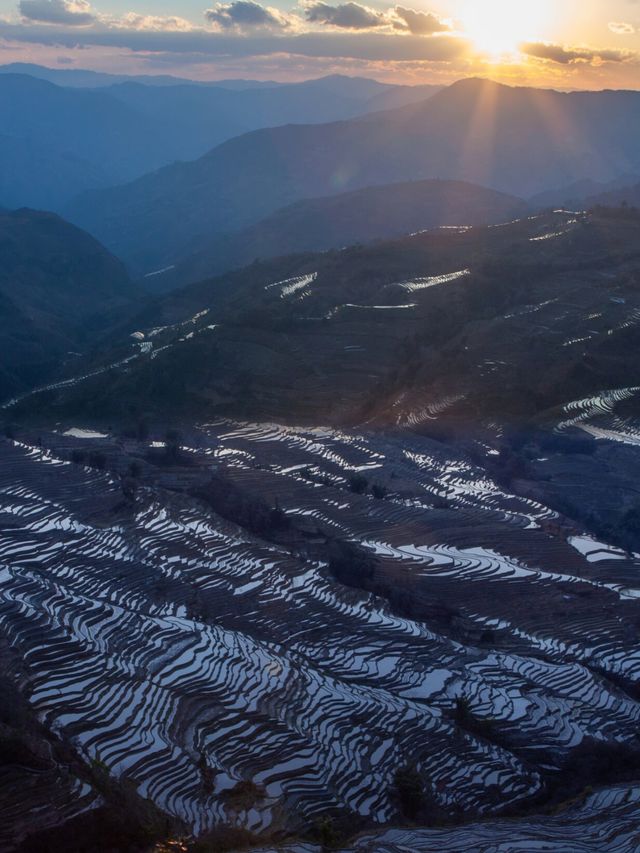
top-left (0, 422), bottom-right (639, 841)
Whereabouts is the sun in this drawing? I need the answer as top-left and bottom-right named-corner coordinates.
top-left (460, 0), bottom-right (551, 58)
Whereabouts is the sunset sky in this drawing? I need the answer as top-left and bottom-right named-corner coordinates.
top-left (0, 0), bottom-right (639, 88)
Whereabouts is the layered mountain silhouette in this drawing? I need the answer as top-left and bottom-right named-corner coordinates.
top-left (159, 179), bottom-right (528, 292)
top-left (0, 62), bottom-right (234, 88)
top-left (0, 69), bottom-right (439, 211)
top-left (65, 78), bottom-right (640, 274)
top-left (0, 209), bottom-right (136, 402)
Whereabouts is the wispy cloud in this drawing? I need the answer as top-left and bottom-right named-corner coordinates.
top-left (609, 21), bottom-right (636, 35)
top-left (114, 13), bottom-right (194, 32)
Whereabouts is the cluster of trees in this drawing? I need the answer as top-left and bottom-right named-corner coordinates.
top-left (349, 474), bottom-right (388, 499)
top-left (195, 475), bottom-right (290, 539)
top-left (393, 764), bottom-right (425, 819)
top-left (327, 539), bottom-right (376, 587)
top-left (299, 468), bottom-right (389, 499)
top-left (71, 449), bottom-right (107, 470)
top-left (542, 738), bottom-right (640, 812)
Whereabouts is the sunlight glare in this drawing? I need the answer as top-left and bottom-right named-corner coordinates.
top-left (461, 0), bottom-right (551, 58)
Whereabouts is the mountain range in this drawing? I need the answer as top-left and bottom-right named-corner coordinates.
top-left (65, 77), bottom-right (640, 275)
top-left (0, 67), bottom-right (440, 211)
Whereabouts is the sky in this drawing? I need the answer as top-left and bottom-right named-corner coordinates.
top-left (0, 0), bottom-right (640, 88)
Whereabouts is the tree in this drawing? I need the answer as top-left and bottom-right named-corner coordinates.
top-left (128, 461), bottom-right (142, 478)
top-left (164, 429), bottom-right (183, 463)
top-left (393, 764), bottom-right (424, 819)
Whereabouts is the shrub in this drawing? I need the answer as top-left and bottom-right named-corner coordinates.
top-left (196, 476), bottom-right (291, 539)
top-left (349, 474), bottom-right (369, 494)
top-left (315, 816), bottom-right (338, 850)
top-left (88, 451), bottom-right (107, 470)
top-left (164, 429), bottom-right (183, 463)
top-left (129, 461), bottom-right (142, 478)
top-left (371, 483), bottom-right (388, 500)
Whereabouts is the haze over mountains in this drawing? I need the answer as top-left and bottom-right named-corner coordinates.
top-left (0, 66), bottom-right (439, 210)
top-left (65, 77), bottom-right (640, 275)
top-left (0, 62), bottom-right (273, 88)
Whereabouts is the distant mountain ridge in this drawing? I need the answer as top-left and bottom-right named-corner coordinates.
top-left (0, 63), bottom-right (367, 91)
top-left (0, 70), bottom-right (440, 211)
top-left (0, 62), bottom-right (239, 88)
top-left (66, 78), bottom-right (640, 274)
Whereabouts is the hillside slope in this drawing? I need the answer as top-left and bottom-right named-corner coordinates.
top-left (66, 78), bottom-right (640, 273)
top-left (0, 209), bottom-right (136, 402)
top-left (0, 132), bottom-right (108, 211)
top-left (160, 179), bottom-right (528, 291)
top-left (18, 207), bottom-right (640, 433)
top-left (586, 182), bottom-right (640, 209)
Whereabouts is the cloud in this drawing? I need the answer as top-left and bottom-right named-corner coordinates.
top-left (205, 1), bottom-right (291, 31)
top-left (301, 3), bottom-right (451, 34)
top-left (392, 7), bottom-right (450, 35)
top-left (303, 2), bottom-right (384, 30)
top-left (609, 21), bottom-right (635, 34)
top-left (521, 41), bottom-right (635, 65)
top-left (116, 14), bottom-right (194, 32)
top-left (19, 0), bottom-right (95, 26)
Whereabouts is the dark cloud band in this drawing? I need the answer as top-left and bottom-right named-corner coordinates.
top-left (19, 0), bottom-right (96, 26)
top-left (521, 41), bottom-right (634, 64)
top-left (0, 21), bottom-right (470, 62)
